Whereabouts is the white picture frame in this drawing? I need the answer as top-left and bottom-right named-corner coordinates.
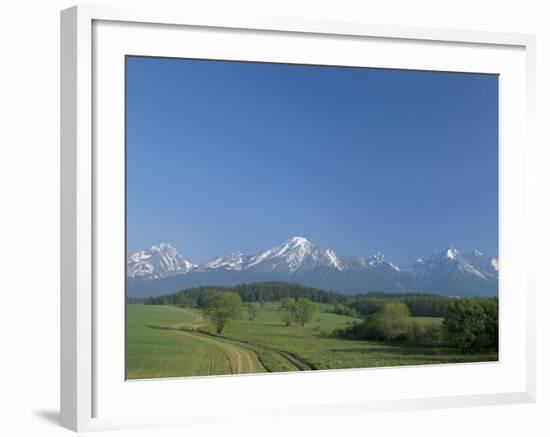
top-left (60, 5), bottom-right (536, 432)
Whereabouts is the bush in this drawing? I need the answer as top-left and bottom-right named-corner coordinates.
top-left (404, 321), bottom-right (443, 346)
top-left (333, 303), bottom-right (357, 317)
top-left (443, 298), bottom-right (498, 352)
top-left (336, 302), bottom-right (410, 341)
top-left (334, 303), bottom-right (444, 346)
top-left (369, 302), bottom-right (410, 341)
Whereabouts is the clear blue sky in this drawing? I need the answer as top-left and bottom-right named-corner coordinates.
top-left (126, 56), bottom-right (498, 265)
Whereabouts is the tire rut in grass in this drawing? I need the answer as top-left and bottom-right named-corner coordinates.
top-left (192, 328), bottom-right (316, 372)
top-left (173, 329), bottom-right (266, 374)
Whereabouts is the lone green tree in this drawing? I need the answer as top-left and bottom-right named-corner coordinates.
top-left (281, 311), bottom-right (295, 326)
top-left (292, 298), bottom-right (317, 328)
top-left (279, 297), bottom-right (295, 311)
top-left (279, 297), bottom-right (297, 326)
top-left (204, 292), bottom-right (243, 334)
top-left (246, 303), bottom-right (258, 321)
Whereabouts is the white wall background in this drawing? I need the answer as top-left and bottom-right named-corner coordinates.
top-left (0, 1), bottom-right (547, 436)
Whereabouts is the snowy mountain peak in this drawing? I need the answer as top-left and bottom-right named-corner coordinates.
top-left (247, 236), bottom-right (318, 273)
top-left (366, 251), bottom-right (400, 271)
top-left (288, 236), bottom-right (310, 246)
top-left (126, 243), bottom-right (195, 279)
top-left (445, 247), bottom-right (460, 260)
top-left (404, 245), bottom-right (498, 291)
top-left (150, 242), bottom-right (174, 252)
top-left (367, 252), bottom-right (385, 265)
top-left (235, 236), bottom-right (370, 274)
top-left (198, 251), bottom-right (247, 271)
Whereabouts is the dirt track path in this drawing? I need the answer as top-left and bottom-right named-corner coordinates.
top-left (167, 307), bottom-right (204, 330)
top-left (174, 329), bottom-right (266, 374)
top-left (149, 307), bottom-right (264, 374)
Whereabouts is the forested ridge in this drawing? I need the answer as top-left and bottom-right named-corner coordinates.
top-left (129, 280), bottom-right (468, 318)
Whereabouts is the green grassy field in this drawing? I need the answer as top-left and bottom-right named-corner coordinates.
top-left (126, 303), bottom-right (497, 379)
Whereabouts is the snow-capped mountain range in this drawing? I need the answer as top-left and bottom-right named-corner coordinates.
top-left (126, 237), bottom-right (498, 297)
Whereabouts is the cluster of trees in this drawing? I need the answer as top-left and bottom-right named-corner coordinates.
top-left (334, 297), bottom-right (498, 353)
top-left (180, 290), bottom-right (320, 334)
top-left (279, 297), bottom-right (318, 327)
top-left (334, 302), bottom-right (443, 346)
top-left (333, 303), bottom-right (357, 317)
top-left (443, 298), bottom-right (498, 352)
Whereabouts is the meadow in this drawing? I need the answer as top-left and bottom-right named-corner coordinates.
top-left (126, 302), bottom-right (497, 379)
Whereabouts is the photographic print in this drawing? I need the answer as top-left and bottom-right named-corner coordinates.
top-left (125, 56), bottom-right (499, 380)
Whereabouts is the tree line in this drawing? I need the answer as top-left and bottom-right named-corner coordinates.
top-left (137, 282), bottom-right (348, 307)
top-left (347, 292), bottom-right (451, 317)
top-left (132, 281), bottom-right (454, 317)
